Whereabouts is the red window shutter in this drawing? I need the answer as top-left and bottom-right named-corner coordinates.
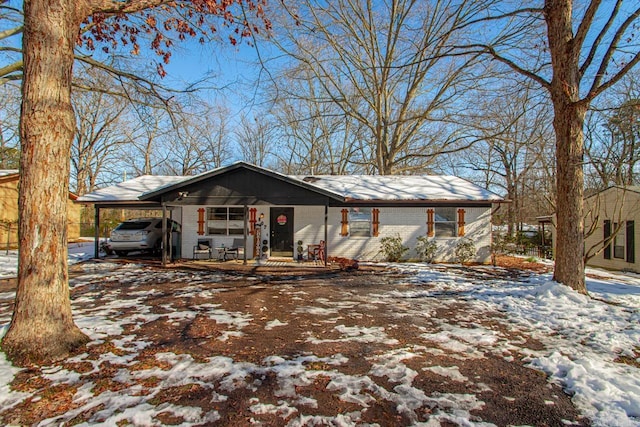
top-left (341, 209), bottom-right (349, 236)
top-left (249, 208), bottom-right (257, 235)
top-left (372, 208), bottom-right (380, 237)
top-left (457, 209), bottom-right (466, 236)
top-left (427, 209), bottom-right (434, 237)
top-left (197, 208), bottom-right (205, 235)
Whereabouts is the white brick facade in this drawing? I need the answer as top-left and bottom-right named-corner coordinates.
top-left (179, 204), bottom-right (492, 263)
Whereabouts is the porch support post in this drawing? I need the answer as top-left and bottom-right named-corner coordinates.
top-left (243, 204), bottom-right (248, 265)
top-left (324, 202), bottom-right (328, 267)
top-left (93, 206), bottom-right (100, 259)
top-left (161, 202), bottom-right (168, 266)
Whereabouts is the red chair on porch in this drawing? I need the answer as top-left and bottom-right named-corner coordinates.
top-left (311, 240), bottom-right (325, 264)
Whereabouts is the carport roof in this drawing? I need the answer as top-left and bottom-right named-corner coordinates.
top-left (77, 175), bottom-right (189, 206)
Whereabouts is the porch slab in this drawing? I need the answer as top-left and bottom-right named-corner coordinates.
top-left (186, 257), bottom-right (341, 275)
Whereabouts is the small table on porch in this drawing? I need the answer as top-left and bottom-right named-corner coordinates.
top-left (215, 247), bottom-right (228, 261)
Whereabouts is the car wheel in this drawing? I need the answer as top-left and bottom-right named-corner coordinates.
top-left (115, 250), bottom-right (129, 257)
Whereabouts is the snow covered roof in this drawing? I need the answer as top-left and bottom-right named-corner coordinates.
top-left (78, 163), bottom-right (503, 204)
top-left (77, 175), bottom-right (189, 202)
top-left (294, 175), bottom-right (502, 202)
top-left (0, 169), bottom-right (18, 178)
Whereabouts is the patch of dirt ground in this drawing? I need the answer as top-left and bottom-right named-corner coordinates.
top-left (0, 257), bottom-right (588, 426)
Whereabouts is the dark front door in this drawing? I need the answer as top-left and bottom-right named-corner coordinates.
top-left (270, 207), bottom-right (294, 257)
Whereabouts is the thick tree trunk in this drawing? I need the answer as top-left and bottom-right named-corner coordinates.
top-left (551, 100), bottom-right (588, 294)
top-left (2, 0), bottom-right (89, 365)
top-left (545, 0), bottom-right (588, 294)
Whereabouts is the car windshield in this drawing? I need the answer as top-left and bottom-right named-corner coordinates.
top-left (115, 221), bottom-right (152, 230)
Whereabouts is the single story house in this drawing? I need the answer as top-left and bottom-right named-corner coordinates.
top-left (77, 162), bottom-right (504, 264)
top-left (1, 169), bottom-right (82, 247)
top-left (584, 186), bottom-right (639, 273)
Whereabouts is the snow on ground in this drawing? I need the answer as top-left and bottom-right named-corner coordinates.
top-left (0, 255), bottom-right (638, 426)
top-left (0, 238), bottom-right (97, 279)
top-left (394, 263), bottom-right (640, 426)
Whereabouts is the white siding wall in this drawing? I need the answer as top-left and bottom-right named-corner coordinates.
top-left (180, 205), bottom-right (258, 259)
top-left (328, 206), bottom-right (491, 262)
top-left (584, 188), bottom-right (640, 273)
top-left (179, 204), bottom-right (493, 263)
top-left (294, 206), bottom-right (325, 259)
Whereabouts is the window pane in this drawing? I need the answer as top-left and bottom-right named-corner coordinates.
top-left (614, 246), bottom-right (625, 259)
top-left (436, 223), bottom-right (456, 238)
top-left (207, 224), bottom-right (226, 235)
top-left (116, 221), bottom-right (152, 230)
top-left (614, 223), bottom-right (625, 259)
top-left (208, 208), bottom-right (227, 220)
top-left (229, 207), bottom-right (245, 221)
top-left (435, 207), bottom-right (456, 222)
top-left (350, 221), bottom-right (370, 237)
top-left (228, 220), bottom-right (245, 235)
top-left (349, 208), bottom-right (371, 237)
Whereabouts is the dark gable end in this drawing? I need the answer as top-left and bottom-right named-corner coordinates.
top-left (140, 163), bottom-right (343, 206)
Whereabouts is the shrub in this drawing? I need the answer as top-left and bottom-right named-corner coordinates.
top-left (380, 234), bottom-right (409, 262)
top-left (491, 232), bottom-right (513, 265)
top-left (415, 236), bottom-right (438, 263)
top-left (296, 240), bottom-right (304, 260)
top-left (455, 238), bottom-right (476, 264)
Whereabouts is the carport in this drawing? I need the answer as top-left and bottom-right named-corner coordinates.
top-left (76, 175), bottom-right (189, 264)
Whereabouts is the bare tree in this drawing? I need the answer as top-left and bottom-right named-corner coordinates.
top-left (585, 73), bottom-right (640, 189)
top-left (71, 81), bottom-right (128, 195)
top-left (3, 0), bottom-right (268, 366)
top-left (272, 0), bottom-right (491, 175)
top-left (120, 106), bottom-right (174, 176)
top-left (453, 83), bottom-right (555, 235)
top-left (267, 64), bottom-right (366, 175)
top-left (236, 115), bottom-right (275, 167)
top-left (0, 83), bottom-right (20, 168)
top-left (157, 107), bottom-right (232, 175)
top-left (0, 1), bottom-right (23, 86)
top-left (199, 105), bottom-right (233, 170)
top-left (472, 0), bottom-right (640, 293)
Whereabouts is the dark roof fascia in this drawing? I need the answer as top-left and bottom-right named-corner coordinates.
top-left (140, 162), bottom-right (345, 202)
top-left (584, 185), bottom-right (640, 200)
top-left (329, 199), bottom-right (496, 208)
top-left (2, 173), bottom-right (80, 200)
top-left (0, 173), bottom-right (19, 184)
top-left (74, 200), bottom-right (164, 209)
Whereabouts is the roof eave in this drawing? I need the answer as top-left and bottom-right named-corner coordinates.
top-left (342, 197), bottom-right (504, 204)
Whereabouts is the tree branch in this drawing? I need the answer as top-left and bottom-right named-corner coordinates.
top-left (86, 0), bottom-right (170, 14)
top-left (589, 51), bottom-right (640, 101)
top-left (579, 0), bottom-right (620, 76)
top-left (0, 60), bottom-right (22, 83)
top-left (588, 4), bottom-right (640, 99)
top-left (0, 25), bottom-right (22, 41)
top-left (467, 44), bottom-right (551, 90)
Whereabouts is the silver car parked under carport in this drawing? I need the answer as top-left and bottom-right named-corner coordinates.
top-left (107, 218), bottom-right (180, 257)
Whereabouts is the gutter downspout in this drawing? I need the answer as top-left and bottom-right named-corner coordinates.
top-left (161, 202), bottom-right (167, 265)
top-left (94, 206), bottom-right (100, 259)
top-left (324, 202), bottom-right (328, 267)
top-left (243, 204), bottom-right (248, 265)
